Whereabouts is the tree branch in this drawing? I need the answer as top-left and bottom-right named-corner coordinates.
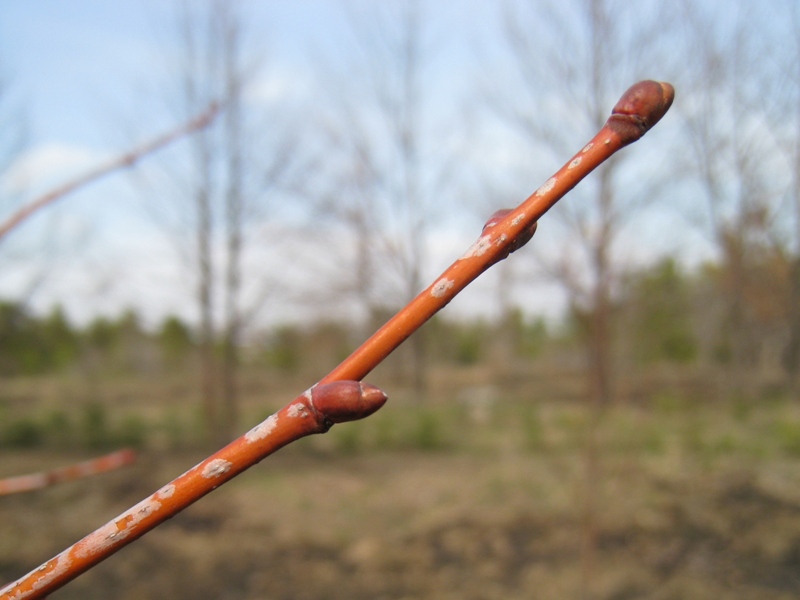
top-left (0, 80), bottom-right (673, 600)
top-left (0, 103), bottom-right (221, 243)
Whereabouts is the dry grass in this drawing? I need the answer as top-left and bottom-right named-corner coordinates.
top-left (1, 367), bottom-right (800, 599)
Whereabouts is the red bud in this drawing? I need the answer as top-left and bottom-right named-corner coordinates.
top-left (482, 208), bottom-right (538, 256)
top-left (483, 209), bottom-right (513, 231)
top-left (607, 80), bottom-right (674, 145)
top-left (311, 381), bottom-right (387, 424)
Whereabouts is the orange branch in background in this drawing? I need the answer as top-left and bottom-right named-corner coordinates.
top-left (0, 102), bottom-right (221, 243)
top-left (0, 81), bottom-right (674, 600)
top-left (0, 449), bottom-right (137, 496)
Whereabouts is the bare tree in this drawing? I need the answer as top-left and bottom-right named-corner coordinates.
top-left (496, 0), bottom-right (674, 407)
top-left (219, 2), bottom-right (246, 445)
top-left (144, 0), bottom-right (303, 444)
top-left (677, 1), bottom-right (792, 392)
top-left (770, 0), bottom-right (800, 388)
top-left (317, 0), bottom-right (453, 401)
top-left (177, 0), bottom-right (224, 443)
top-left (492, 2), bottom-right (675, 597)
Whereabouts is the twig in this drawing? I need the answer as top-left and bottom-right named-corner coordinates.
top-left (0, 381), bottom-right (387, 599)
top-left (319, 81), bottom-right (674, 385)
top-left (0, 449), bottom-right (136, 496)
top-left (0, 80), bottom-right (674, 600)
top-left (0, 103), bottom-right (221, 243)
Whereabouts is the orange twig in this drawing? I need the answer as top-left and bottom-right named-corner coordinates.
top-left (0, 81), bottom-right (673, 600)
top-left (0, 103), bottom-right (221, 243)
top-left (0, 382), bottom-right (386, 600)
top-left (0, 449), bottom-right (136, 496)
top-left (320, 81), bottom-right (675, 385)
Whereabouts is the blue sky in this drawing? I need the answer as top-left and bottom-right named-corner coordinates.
top-left (0, 1), bottom-right (530, 329)
top-left (0, 1), bottom-right (738, 331)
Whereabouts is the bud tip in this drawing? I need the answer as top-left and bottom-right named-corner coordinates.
top-left (608, 80), bottom-right (675, 144)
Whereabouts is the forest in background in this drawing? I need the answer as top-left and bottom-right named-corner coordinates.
top-left (3, 2), bottom-right (800, 597)
top-left (1, 1), bottom-right (798, 442)
top-left (0, 249), bottom-right (791, 452)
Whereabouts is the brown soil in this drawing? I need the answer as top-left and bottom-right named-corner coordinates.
top-left (3, 446), bottom-right (800, 600)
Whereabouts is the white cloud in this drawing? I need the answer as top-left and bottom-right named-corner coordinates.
top-left (2, 142), bottom-right (109, 197)
top-left (246, 67), bottom-right (310, 106)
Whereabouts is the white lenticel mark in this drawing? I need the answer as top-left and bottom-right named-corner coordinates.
top-left (245, 414), bottom-right (278, 443)
top-left (582, 142), bottom-right (593, 153)
top-left (511, 213), bottom-right (525, 226)
top-left (157, 484), bottom-right (175, 499)
top-left (30, 554), bottom-right (72, 592)
top-left (535, 177), bottom-right (556, 197)
top-left (76, 523), bottom-right (116, 557)
top-left (460, 234), bottom-right (492, 259)
top-left (202, 459), bottom-right (232, 479)
top-left (76, 498), bottom-right (162, 558)
top-left (430, 278), bottom-right (455, 298)
top-left (287, 403), bottom-right (308, 418)
top-left (568, 157), bottom-right (582, 169)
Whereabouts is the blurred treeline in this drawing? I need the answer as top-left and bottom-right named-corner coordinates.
top-left (1, 0), bottom-right (798, 449)
top-left (0, 251), bottom-right (792, 454)
top-left (0, 254), bottom-right (788, 385)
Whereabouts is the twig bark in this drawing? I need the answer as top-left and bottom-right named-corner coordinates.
top-left (0, 80), bottom-right (673, 600)
top-left (0, 103), bottom-right (221, 243)
top-left (319, 81), bottom-right (674, 385)
top-left (0, 449), bottom-right (136, 496)
top-left (0, 381), bottom-right (386, 600)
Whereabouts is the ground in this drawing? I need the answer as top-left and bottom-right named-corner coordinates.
top-left (2, 369), bottom-right (800, 599)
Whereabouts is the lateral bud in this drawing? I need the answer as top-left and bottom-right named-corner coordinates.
top-left (311, 381), bottom-right (387, 424)
top-left (483, 208), bottom-right (537, 256)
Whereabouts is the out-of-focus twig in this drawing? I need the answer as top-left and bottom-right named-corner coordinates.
top-left (0, 81), bottom-right (673, 600)
top-left (0, 449), bottom-right (136, 496)
top-left (0, 103), bottom-right (221, 243)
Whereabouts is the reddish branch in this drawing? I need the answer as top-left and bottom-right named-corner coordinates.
top-left (319, 80), bottom-right (674, 385)
top-left (0, 382), bottom-right (386, 600)
top-left (0, 80), bottom-right (673, 600)
top-left (0, 103), bottom-right (221, 243)
top-left (0, 449), bottom-right (136, 496)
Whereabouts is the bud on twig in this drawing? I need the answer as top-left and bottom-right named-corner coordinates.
top-left (482, 208), bottom-right (538, 262)
top-left (321, 80), bottom-right (675, 385)
top-left (310, 381), bottom-right (387, 425)
top-left (0, 80), bottom-right (674, 600)
top-left (607, 80), bottom-right (675, 146)
top-left (0, 381), bottom-right (385, 600)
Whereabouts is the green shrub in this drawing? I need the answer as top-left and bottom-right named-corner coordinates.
top-left (332, 423), bottom-right (362, 454)
top-left (117, 414), bottom-right (148, 448)
top-left (774, 420), bottom-right (800, 457)
top-left (81, 402), bottom-right (109, 449)
top-left (410, 410), bottom-right (445, 451)
top-left (2, 417), bottom-right (44, 448)
top-left (653, 391), bottom-right (689, 415)
top-left (523, 408), bottom-right (545, 451)
top-left (44, 409), bottom-right (73, 447)
top-left (160, 410), bottom-right (185, 450)
top-left (374, 414), bottom-right (395, 450)
top-left (642, 426), bottom-right (666, 455)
